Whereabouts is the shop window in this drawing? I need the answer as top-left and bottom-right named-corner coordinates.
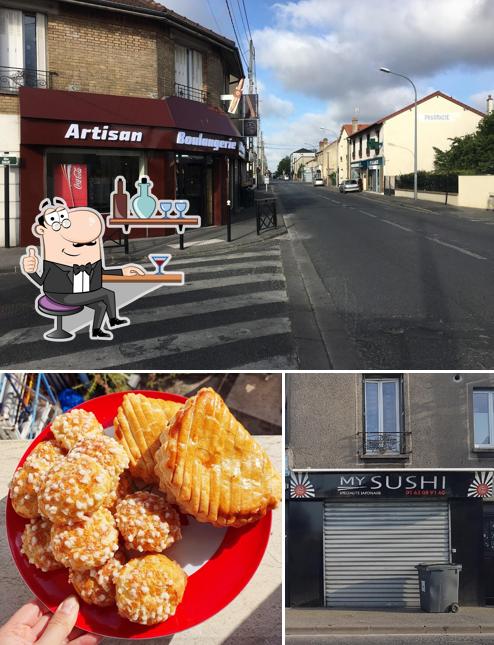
top-left (473, 390), bottom-right (494, 448)
top-left (363, 377), bottom-right (403, 455)
top-left (46, 152), bottom-right (141, 214)
top-left (175, 45), bottom-right (205, 102)
top-left (0, 8), bottom-right (48, 92)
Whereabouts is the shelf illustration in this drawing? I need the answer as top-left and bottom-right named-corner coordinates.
top-left (106, 175), bottom-right (201, 235)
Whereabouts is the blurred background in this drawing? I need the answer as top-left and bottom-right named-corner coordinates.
top-left (0, 372), bottom-right (282, 439)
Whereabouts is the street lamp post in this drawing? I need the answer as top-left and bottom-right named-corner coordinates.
top-left (379, 66), bottom-right (418, 200)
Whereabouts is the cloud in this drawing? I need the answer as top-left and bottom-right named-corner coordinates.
top-left (469, 90), bottom-right (493, 112)
top-left (261, 93), bottom-right (295, 118)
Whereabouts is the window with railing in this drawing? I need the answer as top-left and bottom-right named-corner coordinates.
top-left (175, 44), bottom-right (205, 102)
top-left (363, 377), bottom-right (404, 455)
top-left (0, 8), bottom-right (48, 93)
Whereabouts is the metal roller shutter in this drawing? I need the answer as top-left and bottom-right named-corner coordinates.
top-left (323, 500), bottom-right (450, 608)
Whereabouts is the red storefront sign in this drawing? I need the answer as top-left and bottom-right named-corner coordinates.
top-left (53, 163), bottom-right (88, 207)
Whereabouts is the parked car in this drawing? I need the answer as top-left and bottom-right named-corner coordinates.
top-left (339, 179), bottom-right (361, 193)
top-left (313, 177), bottom-right (324, 187)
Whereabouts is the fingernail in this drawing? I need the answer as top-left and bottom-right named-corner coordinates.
top-left (58, 596), bottom-right (79, 615)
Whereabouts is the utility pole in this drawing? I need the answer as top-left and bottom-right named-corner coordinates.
top-left (248, 39), bottom-right (255, 186)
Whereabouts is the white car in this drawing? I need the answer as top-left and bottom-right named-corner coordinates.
top-left (339, 179), bottom-right (360, 193)
top-left (313, 177), bottom-right (324, 186)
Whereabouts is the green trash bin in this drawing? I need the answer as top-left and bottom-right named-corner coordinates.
top-left (415, 563), bottom-right (462, 613)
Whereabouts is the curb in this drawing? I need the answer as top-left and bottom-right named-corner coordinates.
top-left (287, 625), bottom-right (494, 636)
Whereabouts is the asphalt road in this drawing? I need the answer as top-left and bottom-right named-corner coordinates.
top-left (287, 636), bottom-right (494, 644)
top-left (277, 181), bottom-right (494, 369)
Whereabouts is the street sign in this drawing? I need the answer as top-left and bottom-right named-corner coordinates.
top-left (2, 156), bottom-right (19, 166)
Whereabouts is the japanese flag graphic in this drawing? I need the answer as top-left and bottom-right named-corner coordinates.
top-left (290, 472), bottom-right (315, 499)
top-left (467, 471), bottom-right (494, 498)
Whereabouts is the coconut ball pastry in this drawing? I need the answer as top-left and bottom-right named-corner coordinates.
top-left (51, 507), bottom-right (119, 571)
top-left (68, 434), bottom-right (130, 480)
top-left (51, 408), bottom-right (103, 451)
top-left (115, 554), bottom-right (187, 625)
top-left (38, 454), bottom-right (113, 523)
top-left (115, 491), bottom-right (181, 553)
top-left (10, 441), bottom-right (64, 519)
top-left (21, 517), bottom-right (63, 573)
top-left (69, 550), bottom-right (126, 607)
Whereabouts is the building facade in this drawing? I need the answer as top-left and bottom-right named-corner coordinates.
top-left (0, 0), bottom-right (246, 246)
top-left (336, 119), bottom-right (369, 185)
top-left (290, 148), bottom-right (315, 182)
top-left (315, 137), bottom-right (338, 185)
top-left (286, 373), bottom-right (494, 610)
top-left (347, 91), bottom-right (484, 194)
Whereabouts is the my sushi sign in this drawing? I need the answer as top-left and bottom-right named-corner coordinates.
top-left (287, 471), bottom-right (494, 500)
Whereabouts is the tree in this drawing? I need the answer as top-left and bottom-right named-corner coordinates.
top-left (276, 156), bottom-right (290, 177)
top-left (434, 111), bottom-right (494, 175)
top-left (297, 163), bottom-right (305, 180)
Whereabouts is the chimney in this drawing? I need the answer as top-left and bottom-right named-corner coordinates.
top-left (351, 116), bottom-right (358, 133)
top-left (487, 95), bottom-right (493, 115)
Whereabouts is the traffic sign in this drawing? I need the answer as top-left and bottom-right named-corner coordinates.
top-left (2, 156), bottom-right (19, 166)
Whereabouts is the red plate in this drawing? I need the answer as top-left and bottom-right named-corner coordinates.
top-left (6, 391), bottom-right (272, 639)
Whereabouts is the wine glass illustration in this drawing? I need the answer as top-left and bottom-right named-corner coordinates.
top-left (174, 200), bottom-right (190, 218)
top-left (149, 253), bottom-right (171, 275)
top-left (159, 200), bottom-right (176, 218)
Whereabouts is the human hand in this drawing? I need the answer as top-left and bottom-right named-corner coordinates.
top-left (22, 247), bottom-right (40, 275)
top-left (0, 596), bottom-right (101, 645)
top-left (122, 264), bottom-right (145, 276)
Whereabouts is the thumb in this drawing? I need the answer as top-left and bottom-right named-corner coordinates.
top-left (27, 246), bottom-right (38, 258)
top-left (37, 596), bottom-right (79, 645)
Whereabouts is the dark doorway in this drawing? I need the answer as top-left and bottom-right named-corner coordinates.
top-left (450, 498), bottom-right (483, 605)
top-left (483, 503), bottom-right (494, 604)
top-left (176, 155), bottom-right (213, 226)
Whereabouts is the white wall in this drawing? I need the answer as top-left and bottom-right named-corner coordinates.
top-left (458, 175), bottom-right (494, 209)
top-left (0, 113), bottom-right (20, 247)
top-left (383, 94), bottom-right (483, 177)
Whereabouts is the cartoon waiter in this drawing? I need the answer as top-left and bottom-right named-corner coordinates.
top-left (21, 197), bottom-right (145, 340)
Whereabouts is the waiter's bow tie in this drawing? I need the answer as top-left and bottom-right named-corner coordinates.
top-left (73, 262), bottom-right (94, 275)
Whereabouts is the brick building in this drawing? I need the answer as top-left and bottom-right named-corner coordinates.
top-left (0, 0), bottom-right (246, 246)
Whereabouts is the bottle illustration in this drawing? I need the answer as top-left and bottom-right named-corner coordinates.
top-left (110, 176), bottom-right (129, 218)
top-left (130, 176), bottom-right (158, 218)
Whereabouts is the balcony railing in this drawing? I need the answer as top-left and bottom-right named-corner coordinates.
top-left (174, 82), bottom-right (207, 103)
top-left (0, 66), bottom-right (56, 94)
top-left (363, 432), bottom-right (405, 455)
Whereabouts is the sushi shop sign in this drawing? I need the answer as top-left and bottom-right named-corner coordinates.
top-left (287, 471), bottom-right (494, 500)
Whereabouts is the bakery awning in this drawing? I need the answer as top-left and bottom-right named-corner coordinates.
top-left (20, 87), bottom-right (242, 155)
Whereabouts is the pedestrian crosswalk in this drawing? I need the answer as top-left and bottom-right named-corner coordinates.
top-left (1, 244), bottom-right (298, 370)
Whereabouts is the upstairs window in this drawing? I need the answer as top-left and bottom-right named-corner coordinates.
top-left (364, 377), bottom-right (403, 455)
top-left (473, 390), bottom-right (494, 448)
top-left (175, 45), bottom-right (205, 102)
top-left (0, 8), bottom-right (47, 92)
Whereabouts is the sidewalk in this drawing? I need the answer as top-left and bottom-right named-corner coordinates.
top-left (286, 607), bottom-right (494, 636)
top-left (0, 189), bottom-right (286, 274)
top-left (351, 188), bottom-right (494, 222)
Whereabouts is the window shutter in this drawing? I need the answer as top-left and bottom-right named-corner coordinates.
top-left (189, 49), bottom-right (203, 91)
top-left (36, 13), bottom-right (46, 72)
top-left (0, 8), bottom-right (23, 70)
top-left (174, 44), bottom-right (187, 89)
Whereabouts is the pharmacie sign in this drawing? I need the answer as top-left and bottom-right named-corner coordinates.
top-left (287, 471), bottom-right (494, 500)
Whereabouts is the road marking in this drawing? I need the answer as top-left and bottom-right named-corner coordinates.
top-left (425, 237), bottom-right (487, 260)
top-left (7, 316), bottom-right (293, 369)
top-left (144, 249), bottom-right (281, 267)
top-left (0, 290), bottom-right (289, 346)
top-left (381, 219), bottom-right (413, 232)
top-left (359, 210), bottom-right (377, 218)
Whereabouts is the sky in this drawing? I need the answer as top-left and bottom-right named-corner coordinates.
top-left (160, 0), bottom-right (494, 170)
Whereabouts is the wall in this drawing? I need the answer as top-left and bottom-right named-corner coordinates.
top-left (0, 114), bottom-right (21, 246)
top-left (458, 175), bottom-right (494, 209)
top-left (394, 189), bottom-right (459, 206)
top-left (384, 94), bottom-right (483, 176)
top-left (48, 6), bottom-right (159, 98)
top-left (287, 373), bottom-right (494, 469)
top-left (337, 135), bottom-right (349, 182)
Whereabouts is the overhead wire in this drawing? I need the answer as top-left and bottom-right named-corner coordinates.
top-left (206, 0), bottom-right (223, 34)
top-left (225, 0), bottom-right (249, 69)
top-left (241, 0), bottom-right (253, 41)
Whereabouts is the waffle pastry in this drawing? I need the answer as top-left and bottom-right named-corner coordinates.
top-left (114, 394), bottom-right (183, 483)
top-left (115, 554), bottom-right (187, 625)
top-left (154, 388), bottom-right (282, 527)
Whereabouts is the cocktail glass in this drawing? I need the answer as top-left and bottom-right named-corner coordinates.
top-left (174, 200), bottom-right (190, 217)
top-left (149, 253), bottom-right (171, 274)
top-left (159, 200), bottom-right (177, 218)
